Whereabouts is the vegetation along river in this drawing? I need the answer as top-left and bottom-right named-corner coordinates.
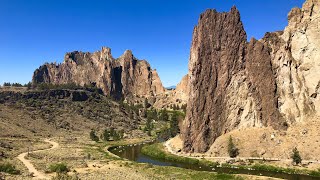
top-left (109, 137), bottom-right (319, 180)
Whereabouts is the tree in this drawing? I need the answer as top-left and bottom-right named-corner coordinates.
top-left (152, 109), bottom-right (158, 120)
top-left (169, 112), bottom-right (180, 137)
top-left (147, 108), bottom-right (158, 120)
top-left (24, 82), bottom-right (32, 90)
top-left (144, 98), bottom-right (151, 108)
top-left (145, 117), bottom-right (153, 136)
top-left (291, 147), bottom-right (302, 165)
top-left (102, 128), bottom-right (124, 141)
top-left (12, 83), bottom-right (23, 87)
top-left (3, 82), bottom-right (11, 87)
top-left (90, 130), bottom-right (99, 142)
top-left (118, 129), bottom-right (124, 139)
top-left (160, 109), bottom-right (169, 121)
top-left (228, 136), bottom-right (239, 158)
top-left (102, 129), bottom-right (111, 141)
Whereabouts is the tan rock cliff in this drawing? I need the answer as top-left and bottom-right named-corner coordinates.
top-left (182, 0), bottom-right (320, 153)
top-left (32, 47), bottom-right (165, 99)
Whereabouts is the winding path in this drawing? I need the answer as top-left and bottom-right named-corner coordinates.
top-left (17, 139), bottom-right (59, 179)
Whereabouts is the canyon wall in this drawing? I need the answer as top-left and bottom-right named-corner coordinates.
top-left (182, 0), bottom-right (320, 153)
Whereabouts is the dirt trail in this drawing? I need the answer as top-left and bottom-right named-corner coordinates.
top-left (17, 139), bottom-right (59, 180)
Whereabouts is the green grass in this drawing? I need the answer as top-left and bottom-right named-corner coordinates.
top-left (141, 143), bottom-right (320, 178)
top-left (250, 164), bottom-right (320, 177)
top-left (221, 162), bottom-right (320, 177)
top-left (0, 163), bottom-right (20, 175)
top-left (144, 164), bottom-right (243, 180)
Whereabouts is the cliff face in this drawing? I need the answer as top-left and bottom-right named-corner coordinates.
top-left (182, 0), bottom-right (319, 153)
top-left (174, 75), bottom-right (189, 103)
top-left (176, 75), bottom-right (188, 92)
top-left (262, 0), bottom-right (320, 122)
top-left (152, 75), bottom-right (189, 109)
top-left (33, 47), bottom-right (165, 99)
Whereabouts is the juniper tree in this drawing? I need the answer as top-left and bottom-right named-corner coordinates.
top-left (291, 147), bottom-right (302, 165)
top-left (228, 136), bottom-right (239, 158)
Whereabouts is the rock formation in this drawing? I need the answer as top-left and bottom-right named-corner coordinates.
top-left (182, 0), bottom-right (320, 153)
top-left (174, 75), bottom-right (189, 103)
top-left (152, 75), bottom-right (189, 109)
top-left (32, 47), bottom-right (165, 100)
top-left (261, 0), bottom-right (320, 123)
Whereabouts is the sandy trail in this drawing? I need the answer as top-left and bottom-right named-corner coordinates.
top-left (17, 139), bottom-right (59, 180)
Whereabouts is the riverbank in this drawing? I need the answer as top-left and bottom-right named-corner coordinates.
top-left (162, 136), bottom-right (320, 178)
top-left (105, 137), bottom-right (266, 180)
top-left (93, 137), bottom-right (247, 180)
top-left (2, 135), bottom-right (235, 180)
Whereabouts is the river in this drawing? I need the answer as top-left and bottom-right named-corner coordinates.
top-left (109, 139), bottom-right (318, 180)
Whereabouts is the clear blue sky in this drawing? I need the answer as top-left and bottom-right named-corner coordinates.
top-left (0, 0), bottom-right (305, 87)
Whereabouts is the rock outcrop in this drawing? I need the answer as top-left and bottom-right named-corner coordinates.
top-left (32, 47), bottom-right (165, 100)
top-left (261, 0), bottom-right (320, 122)
top-left (0, 89), bottom-right (92, 103)
top-left (152, 75), bottom-right (189, 109)
top-left (174, 75), bottom-right (189, 103)
top-left (182, 0), bottom-right (320, 153)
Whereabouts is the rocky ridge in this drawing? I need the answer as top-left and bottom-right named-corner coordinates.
top-left (182, 0), bottom-right (320, 153)
top-left (0, 89), bottom-right (143, 136)
top-left (32, 47), bottom-right (165, 100)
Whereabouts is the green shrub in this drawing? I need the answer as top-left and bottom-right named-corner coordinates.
top-left (291, 147), bottom-right (302, 165)
top-left (147, 109), bottom-right (158, 120)
top-left (0, 163), bottom-right (20, 174)
top-left (90, 130), bottom-right (99, 142)
top-left (159, 109), bottom-right (169, 121)
top-left (228, 136), bottom-right (239, 158)
top-left (102, 128), bottom-right (124, 141)
top-left (48, 163), bottom-right (69, 173)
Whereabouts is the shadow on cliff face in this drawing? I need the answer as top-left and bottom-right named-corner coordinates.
top-left (32, 65), bottom-right (50, 84)
top-left (112, 66), bottom-right (123, 100)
